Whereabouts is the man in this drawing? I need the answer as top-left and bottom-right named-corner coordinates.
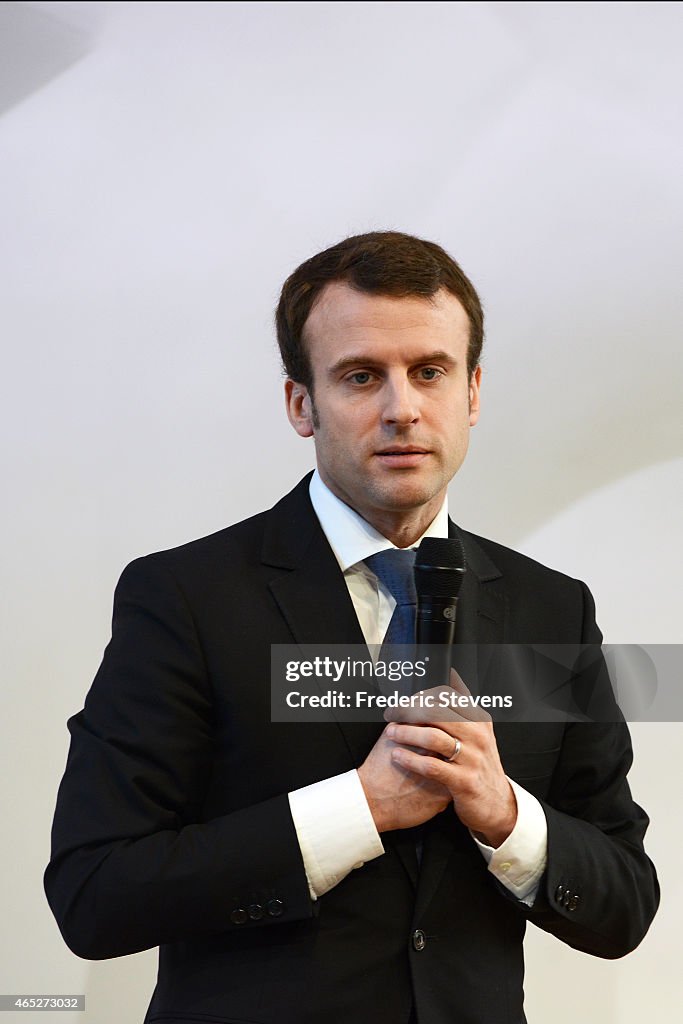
top-left (45, 232), bottom-right (659, 1024)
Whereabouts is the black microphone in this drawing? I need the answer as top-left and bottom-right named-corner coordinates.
top-left (414, 536), bottom-right (467, 687)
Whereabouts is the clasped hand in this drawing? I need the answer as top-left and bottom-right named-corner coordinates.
top-left (358, 670), bottom-right (517, 848)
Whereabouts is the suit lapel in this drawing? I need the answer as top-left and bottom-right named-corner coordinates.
top-left (453, 523), bottom-right (507, 645)
top-left (262, 475), bottom-right (384, 765)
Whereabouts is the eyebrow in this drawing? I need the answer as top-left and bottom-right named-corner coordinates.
top-left (328, 350), bottom-right (459, 376)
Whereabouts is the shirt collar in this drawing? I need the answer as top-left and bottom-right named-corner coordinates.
top-left (308, 468), bottom-right (449, 573)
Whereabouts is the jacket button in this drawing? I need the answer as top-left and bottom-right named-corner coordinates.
top-left (555, 884), bottom-right (565, 903)
top-left (248, 903), bottom-right (264, 921)
top-left (568, 894), bottom-right (580, 911)
top-left (412, 929), bottom-right (427, 951)
top-left (230, 908), bottom-right (248, 925)
top-left (266, 898), bottom-right (284, 918)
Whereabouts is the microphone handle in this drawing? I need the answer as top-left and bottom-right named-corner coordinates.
top-left (416, 596), bottom-right (458, 687)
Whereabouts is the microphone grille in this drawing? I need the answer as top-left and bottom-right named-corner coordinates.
top-left (414, 536), bottom-right (467, 598)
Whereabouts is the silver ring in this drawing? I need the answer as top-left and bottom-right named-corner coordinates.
top-left (448, 737), bottom-right (462, 763)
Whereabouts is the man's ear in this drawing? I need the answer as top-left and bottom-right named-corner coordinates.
top-left (285, 379), bottom-right (315, 438)
top-left (468, 366), bottom-right (482, 427)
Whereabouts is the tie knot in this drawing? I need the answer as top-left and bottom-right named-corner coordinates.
top-left (364, 548), bottom-right (417, 607)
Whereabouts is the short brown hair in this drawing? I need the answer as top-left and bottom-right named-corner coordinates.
top-left (275, 230), bottom-right (484, 391)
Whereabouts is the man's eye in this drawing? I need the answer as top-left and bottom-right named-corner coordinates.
top-left (349, 372), bottom-right (372, 385)
top-left (418, 367), bottom-right (442, 381)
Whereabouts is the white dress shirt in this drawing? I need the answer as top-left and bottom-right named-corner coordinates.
top-left (287, 470), bottom-right (547, 906)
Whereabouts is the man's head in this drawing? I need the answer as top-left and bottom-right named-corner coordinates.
top-left (278, 232), bottom-right (484, 544)
top-left (276, 231), bottom-right (484, 397)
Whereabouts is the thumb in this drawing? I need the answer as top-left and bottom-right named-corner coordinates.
top-left (449, 667), bottom-right (472, 697)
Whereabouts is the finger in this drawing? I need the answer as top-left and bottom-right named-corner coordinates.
top-left (436, 679), bottom-right (492, 723)
top-left (449, 667), bottom-right (470, 695)
top-left (442, 698), bottom-right (492, 724)
top-left (390, 746), bottom-right (458, 785)
top-left (432, 721), bottom-right (495, 749)
top-left (381, 675), bottom-right (491, 725)
top-left (384, 693), bottom-right (490, 726)
top-left (447, 669), bottom-right (492, 721)
top-left (386, 723), bottom-right (458, 760)
top-left (383, 687), bottom-right (469, 726)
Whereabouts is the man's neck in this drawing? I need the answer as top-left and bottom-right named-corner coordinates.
top-left (313, 470), bottom-right (447, 549)
top-left (358, 502), bottom-right (445, 548)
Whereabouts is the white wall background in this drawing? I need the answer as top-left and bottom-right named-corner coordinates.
top-left (1, 2), bottom-right (681, 1021)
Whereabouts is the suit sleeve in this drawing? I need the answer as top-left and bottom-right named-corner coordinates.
top-left (523, 581), bottom-right (660, 957)
top-left (44, 556), bottom-right (314, 960)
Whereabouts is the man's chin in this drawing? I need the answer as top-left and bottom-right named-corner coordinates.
top-left (366, 478), bottom-right (445, 513)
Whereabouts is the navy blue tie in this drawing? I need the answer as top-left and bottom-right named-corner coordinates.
top-left (365, 548), bottom-right (425, 864)
top-left (364, 548), bottom-right (417, 648)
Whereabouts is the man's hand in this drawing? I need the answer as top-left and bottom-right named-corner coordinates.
top-left (357, 728), bottom-right (451, 833)
top-left (383, 670), bottom-right (518, 848)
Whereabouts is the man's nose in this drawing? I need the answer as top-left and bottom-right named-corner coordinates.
top-left (381, 376), bottom-right (420, 426)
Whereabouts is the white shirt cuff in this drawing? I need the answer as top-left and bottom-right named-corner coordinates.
top-left (288, 770), bottom-right (385, 899)
top-left (471, 778), bottom-right (548, 907)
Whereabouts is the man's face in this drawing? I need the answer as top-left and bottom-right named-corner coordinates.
top-left (285, 281), bottom-right (480, 532)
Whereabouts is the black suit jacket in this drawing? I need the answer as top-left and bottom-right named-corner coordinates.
top-left (45, 475), bottom-right (659, 1024)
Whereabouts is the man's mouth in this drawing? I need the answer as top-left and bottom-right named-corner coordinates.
top-left (374, 447), bottom-right (431, 467)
